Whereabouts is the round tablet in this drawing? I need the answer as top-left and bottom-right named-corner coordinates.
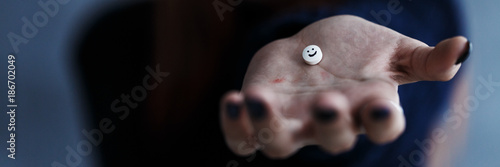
top-left (302, 45), bottom-right (323, 65)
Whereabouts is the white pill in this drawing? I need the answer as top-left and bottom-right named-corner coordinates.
top-left (302, 45), bottom-right (323, 65)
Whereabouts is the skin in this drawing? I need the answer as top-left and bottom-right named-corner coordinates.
top-left (220, 15), bottom-right (469, 159)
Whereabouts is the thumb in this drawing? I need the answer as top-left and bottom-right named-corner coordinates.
top-left (395, 36), bottom-right (470, 83)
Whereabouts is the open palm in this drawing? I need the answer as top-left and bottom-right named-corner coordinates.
top-left (220, 15), bottom-right (469, 158)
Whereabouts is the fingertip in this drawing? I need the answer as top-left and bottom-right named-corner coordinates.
top-left (455, 40), bottom-right (472, 65)
top-left (244, 97), bottom-right (267, 121)
top-left (221, 90), bottom-right (243, 104)
top-left (370, 107), bottom-right (391, 121)
top-left (221, 91), bottom-right (244, 120)
top-left (435, 36), bottom-right (469, 64)
top-left (226, 103), bottom-right (241, 120)
top-left (312, 92), bottom-right (357, 154)
top-left (241, 86), bottom-right (301, 158)
top-left (242, 87), bottom-right (272, 123)
top-left (361, 99), bottom-right (405, 144)
top-left (428, 36), bottom-right (469, 81)
top-left (313, 108), bottom-right (338, 124)
top-left (220, 91), bottom-right (257, 156)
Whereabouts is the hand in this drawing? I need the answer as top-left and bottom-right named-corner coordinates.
top-left (220, 15), bottom-right (470, 158)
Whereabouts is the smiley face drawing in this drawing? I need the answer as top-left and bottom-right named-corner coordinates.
top-left (302, 45), bottom-right (323, 65)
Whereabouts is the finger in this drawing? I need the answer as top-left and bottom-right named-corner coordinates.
top-left (357, 82), bottom-right (405, 144)
top-left (395, 36), bottom-right (470, 83)
top-left (220, 91), bottom-right (256, 156)
top-left (361, 99), bottom-right (405, 144)
top-left (312, 91), bottom-right (357, 154)
top-left (243, 86), bottom-right (302, 159)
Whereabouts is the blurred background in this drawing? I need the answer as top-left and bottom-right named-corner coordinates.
top-left (0, 0), bottom-right (499, 166)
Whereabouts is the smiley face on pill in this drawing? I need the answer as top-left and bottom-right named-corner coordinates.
top-left (302, 45), bottom-right (323, 65)
top-left (307, 48), bottom-right (317, 57)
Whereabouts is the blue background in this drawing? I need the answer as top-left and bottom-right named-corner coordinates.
top-left (0, 0), bottom-right (499, 166)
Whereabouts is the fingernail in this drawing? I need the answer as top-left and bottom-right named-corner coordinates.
top-left (313, 108), bottom-right (337, 124)
top-left (371, 108), bottom-right (390, 121)
top-left (226, 103), bottom-right (240, 120)
top-left (455, 41), bottom-right (472, 65)
top-left (245, 98), bottom-right (266, 121)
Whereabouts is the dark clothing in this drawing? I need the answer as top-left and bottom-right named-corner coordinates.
top-left (230, 0), bottom-right (465, 166)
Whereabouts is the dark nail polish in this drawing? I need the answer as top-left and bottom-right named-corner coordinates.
top-left (245, 98), bottom-right (266, 121)
top-left (226, 103), bottom-right (240, 119)
top-left (455, 41), bottom-right (472, 65)
top-left (314, 109), bottom-right (337, 124)
top-left (371, 108), bottom-right (390, 121)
